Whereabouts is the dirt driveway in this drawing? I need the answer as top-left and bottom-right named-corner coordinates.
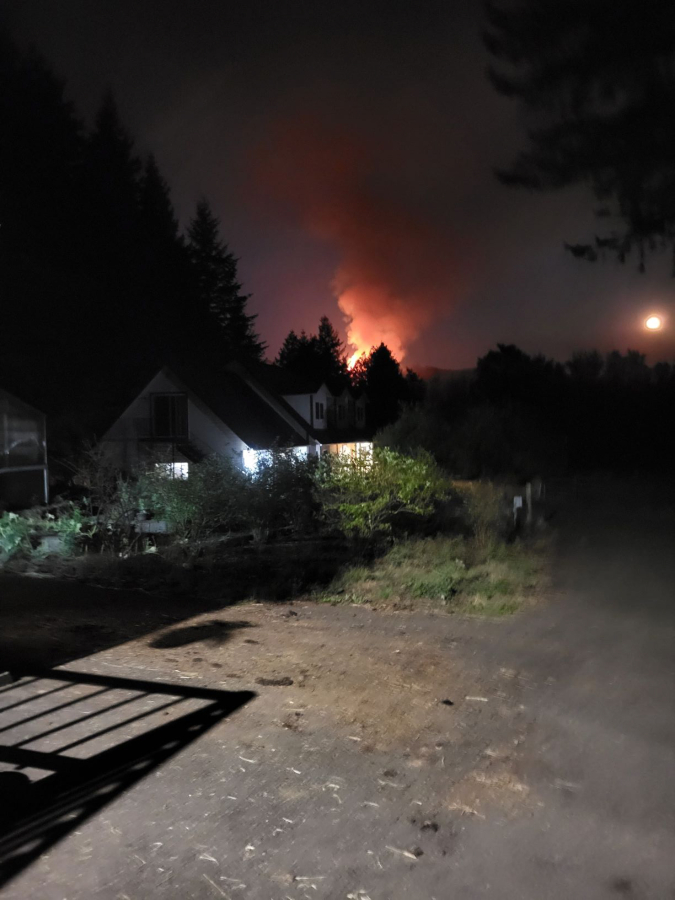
top-left (1, 481), bottom-right (674, 898)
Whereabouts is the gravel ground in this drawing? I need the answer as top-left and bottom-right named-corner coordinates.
top-left (1, 481), bottom-right (674, 898)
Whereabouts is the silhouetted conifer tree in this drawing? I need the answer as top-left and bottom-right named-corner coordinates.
top-left (353, 343), bottom-right (406, 428)
top-left (83, 91), bottom-right (142, 278)
top-left (276, 316), bottom-right (348, 386)
top-left (485, 0), bottom-right (675, 269)
top-left (187, 199), bottom-right (264, 362)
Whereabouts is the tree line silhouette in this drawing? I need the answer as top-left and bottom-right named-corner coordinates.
top-left (0, 32), bottom-right (418, 442)
top-left (380, 344), bottom-right (675, 476)
top-left (275, 316), bottom-right (422, 429)
top-left (2, 31), bottom-right (672, 473)
top-left (0, 32), bottom-right (263, 431)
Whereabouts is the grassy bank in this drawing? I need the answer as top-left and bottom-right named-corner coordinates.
top-left (318, 535), bottom-right (549, 615)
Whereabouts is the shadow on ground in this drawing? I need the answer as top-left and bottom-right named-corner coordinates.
top-left (150, 618), bottom-right (256, 648)
top-left (0, 537), bottom-right (354, 672)
top-left (0, 668), bottom-right (254, 887)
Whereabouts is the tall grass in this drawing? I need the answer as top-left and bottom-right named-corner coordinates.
top-left (320, 534), bottom-right (548, 615)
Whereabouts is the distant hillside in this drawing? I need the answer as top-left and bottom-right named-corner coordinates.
top-left (409, 365), bottom-right (475, 383)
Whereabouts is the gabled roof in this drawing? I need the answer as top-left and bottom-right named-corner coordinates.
top-left (102, 354), bottom-right (373, 453)
top-left (229, 362), bottom-right (373, 444)
top-left (164, 364), bottom-right (311, 450)
top-left (225, 361), bottom-right (322, 439)
top-left (247, 363), bottom-right (324, 396)
top-left (101, 357), bottom-right (315, 451)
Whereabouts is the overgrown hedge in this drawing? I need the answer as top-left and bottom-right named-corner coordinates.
top-left (1, 447), bottom-right (510, 563)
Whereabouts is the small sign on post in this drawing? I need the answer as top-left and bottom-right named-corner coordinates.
top-left (525, 482), bottom-right (532, 526)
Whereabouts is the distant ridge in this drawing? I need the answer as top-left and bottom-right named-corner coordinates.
top-left (408, 365), bottom-right (475, 382)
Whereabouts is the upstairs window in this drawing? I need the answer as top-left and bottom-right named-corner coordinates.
top-left (152, 393), bottom-right (188, 438)
top-left (315, 401), bottom-right (325, 420)
top-left (356, 405), bottom-right (365, 423)
top-left (338, 405), bottom-right (346, 421)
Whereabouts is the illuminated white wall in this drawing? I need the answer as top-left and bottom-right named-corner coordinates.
top-left (102, 370), bottom-right (247, 470)
top-left (243, 445), bottom-right (311, 474)
top-left (282, 384), bottom-right (331, 430)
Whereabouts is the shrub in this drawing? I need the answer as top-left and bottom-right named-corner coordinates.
top-left (244, 450), bottom-right (318, 541)
top-left (0, 502), bottom-right (93, 562)
top-left (317, 447), bottom-right (449, 538)
top-left (0, 512), bottom-right (32, 560)
top-left (135, 451), bottom-right (319, 543)
top-left (457, 480), bottom-right (507, 547)
top-left (68, 443), bottom-right (139, 550)
top-left (377, 405), bottom-right (455, 470)
top-left (136, 455), bottom-right (249, 542)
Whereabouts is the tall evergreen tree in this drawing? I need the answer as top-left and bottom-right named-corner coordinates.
top-left (187, 199), bottom-right (265, 362)
top-left (140, 154), bottom-right (178, 246)
top-left (276, 330), bottom-right (302, 368)
top-left (276, 330), bottom-right (317, 373)
top-left (316, 315), bottom-right (348, 379)
top-left (0, 33), bottom-right (93, 411)
top-left (0, 31), bottom-right (83, 264)
top-left (276, 329), bottom-right (319, 379)
top-left (276, 316), bottom-right (348, 385)
top-left (138, 153), bottom-right (192, 337)
top-left (352, 343), bottom-right (406, 428)
top-left (83, 91), bottom-right (142, 277)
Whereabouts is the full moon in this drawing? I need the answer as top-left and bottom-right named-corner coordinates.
top-left (645, 315), bottom-right (662, 330)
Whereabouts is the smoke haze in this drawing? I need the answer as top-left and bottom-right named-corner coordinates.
top-left (4, 0), bottom-right (674, 366)
top-left (251, 116), bottom-right (471, 362)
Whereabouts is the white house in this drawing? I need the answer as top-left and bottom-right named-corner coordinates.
top-left (100, 361), bottom-right (372, 475)
top-left (232, 363), bottom-right (370, 455)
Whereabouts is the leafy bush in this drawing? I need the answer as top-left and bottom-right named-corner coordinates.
top-left (376, 405), bottom-right (455, 470)
top-left (69, 443), bottom-right (138, 547)
top-left (134, 451), bottom-right (319, 544)
top-left (243, 451), bottom-right (318, 541)
top-left (0, 512), bottom-right (33, 559)
top-left (317, 447), bottom-right (448, 538)
top-left (136, 455), bottom-right (249, 542)
top-left (0, 503), bottom-right (92, 562)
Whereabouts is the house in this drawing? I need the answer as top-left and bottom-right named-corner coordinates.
top-left (0, 388), bottom-right (49, 509)
top-left (234, 364), bottom-right (371, 458)
top-left (100, 360), bottom-right (373, 475)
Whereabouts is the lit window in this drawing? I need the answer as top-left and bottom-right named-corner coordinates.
top-left (243, 447), bottom-right (260, 472)
top-left (156, 462), bottom-right (189, 478)
top-left (243, 446), bottom-right (308, 473)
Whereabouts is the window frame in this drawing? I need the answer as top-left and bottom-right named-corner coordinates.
top-left (151, 392), bottom-right (188, 439)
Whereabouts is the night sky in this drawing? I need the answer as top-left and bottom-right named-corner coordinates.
top-left (4, 0), bottom-right (674, 368)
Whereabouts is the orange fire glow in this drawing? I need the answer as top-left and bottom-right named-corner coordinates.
top-left (250, 116), bottom-right (467, 368)
top-left (347, 351), bottom-right (363, 370)
top-left (338, 284), bottom-right (408, 366)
